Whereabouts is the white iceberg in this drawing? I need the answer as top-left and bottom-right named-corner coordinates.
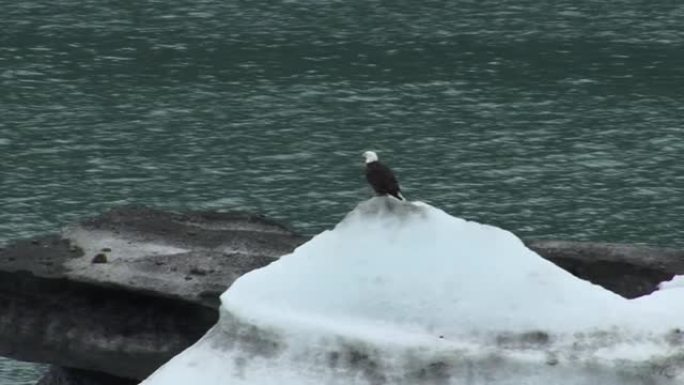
top-left (141, 198), bottom-right (684, 385)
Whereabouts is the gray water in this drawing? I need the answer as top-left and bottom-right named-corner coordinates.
top-left (2, 0), bottom-right (684, 382)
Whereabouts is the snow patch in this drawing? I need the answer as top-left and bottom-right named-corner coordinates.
top-left (659, 275), bottom-right (684, 291)
top-left (64, 226), bottom-right (187, 264)
top-left (62, 226), bottom-right (189, 286)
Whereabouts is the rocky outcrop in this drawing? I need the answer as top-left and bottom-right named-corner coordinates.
top-left (0, 206), bottom-right (681, 383)
top-left (0, 206), bottom-right (307, 381)
top-left (527, 240), bottom-right (684, 298)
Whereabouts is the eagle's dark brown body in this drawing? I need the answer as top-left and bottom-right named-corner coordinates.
top-left (365, 160), bottom-right (403, 200)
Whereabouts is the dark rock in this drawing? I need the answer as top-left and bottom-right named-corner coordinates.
top-left (91, 254), bottom-right (107, 264)
top-left (526, 240), bottom-right (684, 298)
top-left (37, 366), bottom-right (135, 385)
top-left (0, 205), bottom-right (307, 380)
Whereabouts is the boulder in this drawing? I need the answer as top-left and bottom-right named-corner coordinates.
top-left (0, 206), bottom-right (307, 379)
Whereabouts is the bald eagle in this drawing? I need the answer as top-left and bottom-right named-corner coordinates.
top-left (363, 151), bottom-right (404, 200)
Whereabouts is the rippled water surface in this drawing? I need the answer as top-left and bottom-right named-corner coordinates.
top-left (2, 0), bottom-right (684, 382)
top-left (0, 359), bottom-right (43, 385)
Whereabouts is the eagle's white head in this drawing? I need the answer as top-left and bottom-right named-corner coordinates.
top-left (362, 151), bottom-right (379, 164)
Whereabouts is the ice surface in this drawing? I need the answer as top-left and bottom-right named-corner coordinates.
top-left (141, 198), bottom-right (684, 385)
top-left (659, 275), bottom-right (684, 291)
